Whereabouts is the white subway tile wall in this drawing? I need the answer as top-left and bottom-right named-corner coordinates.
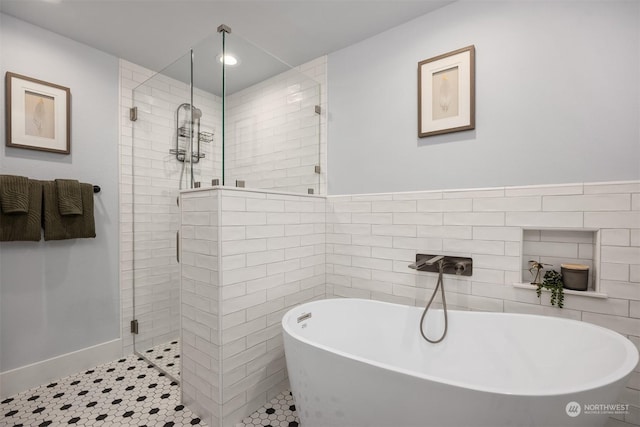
top-left (326, 181), bottom-right (640, 427)
top-left (181, 190), bottom-right (221, 427)
top-left (225, 57), bottom-right (327, 196)
top-left (180, 188), bottom-right (325, 427)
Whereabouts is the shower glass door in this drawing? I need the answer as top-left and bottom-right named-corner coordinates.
top-left (130, 51), bottom-right (195, 380)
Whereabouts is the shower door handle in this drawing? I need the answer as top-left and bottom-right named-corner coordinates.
top-left (176, 230), bottom-right (180, 263)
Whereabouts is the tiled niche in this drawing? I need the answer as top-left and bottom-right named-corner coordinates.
top-left (520, 228), bottom-right (601, 295)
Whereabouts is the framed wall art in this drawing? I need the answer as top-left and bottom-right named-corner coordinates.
top-left (5, 72), bottom-right (71, 154)
top-left (418, 45), bottom-right (475, 138)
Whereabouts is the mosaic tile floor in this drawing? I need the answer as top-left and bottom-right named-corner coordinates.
top-left (1, 353), bottom-right (301, 427)
top-left (1, 353), bottom-right (202, 426)
top-left (141, 340), bottom-right (181, 380)
top-left (240, 392), bottom-right (299, 427)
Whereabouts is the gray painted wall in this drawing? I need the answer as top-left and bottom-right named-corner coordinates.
top-left (0, 14), bottom-right (120, 372)
top-left (327, 1), bottom-right (640, 195)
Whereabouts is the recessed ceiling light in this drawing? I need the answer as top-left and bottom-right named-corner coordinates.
top-left (217, 54), bottom-right (239, 66)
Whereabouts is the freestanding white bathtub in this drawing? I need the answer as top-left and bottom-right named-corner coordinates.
top-left (282, 298), bottom-right (638, 427)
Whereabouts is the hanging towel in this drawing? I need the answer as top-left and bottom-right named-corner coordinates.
top-left (43, 181), bottom-right (96, 241)
top-left (0, 175), bottom-right (29, 214)
top-left (0, 180), bottom-right (42, 241)
top-left (55, 179), bottom-right (83, 215)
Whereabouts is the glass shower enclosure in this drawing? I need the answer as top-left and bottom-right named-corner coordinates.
top-left (129, 27), bottom-right (321, 379)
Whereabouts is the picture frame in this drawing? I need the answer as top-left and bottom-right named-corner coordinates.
top-left (418, 45), bottom-right (475, 138)
top-left (5, 72), bottom-right (71, 154)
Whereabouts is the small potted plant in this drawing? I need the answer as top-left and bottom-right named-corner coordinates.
top-left (528, 261), bottom-right (565, 308)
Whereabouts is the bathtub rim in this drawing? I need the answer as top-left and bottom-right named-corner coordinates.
top-left (282, 298), bottom-right (639, 398)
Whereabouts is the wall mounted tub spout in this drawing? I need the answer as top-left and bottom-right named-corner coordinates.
top-left (408, 255), bottom-right (445, 270)
top-left (408, 254), bottom-right (473, 276)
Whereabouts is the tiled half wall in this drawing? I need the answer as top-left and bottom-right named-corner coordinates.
top-left (180, 187), bottom-right (325, 427)
top-left (180, 181), bottom-right (639, 427)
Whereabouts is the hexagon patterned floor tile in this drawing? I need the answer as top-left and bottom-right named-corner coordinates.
top-left (140, 340), bottom-right (181, 380)
top-left (240, 391), bottom-right (299, 427)
top-left (1, 354), bottom-right (201, 426)
top-left (1, 353), bottom-right (300, 426)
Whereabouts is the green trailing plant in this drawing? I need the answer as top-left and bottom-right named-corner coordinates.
top-left (535, 269), bottom-right (565, 308)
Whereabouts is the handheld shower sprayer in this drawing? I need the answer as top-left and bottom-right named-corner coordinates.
top-left (409, 254), bottom-right (473, 344)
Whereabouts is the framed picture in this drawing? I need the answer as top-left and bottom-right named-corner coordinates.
top-left (418, 45), bottom-right (475, 138)
top-left (5, 72), bottom-right (71, 154)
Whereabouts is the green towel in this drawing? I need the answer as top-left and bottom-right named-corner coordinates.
top-left (0, 175), bottom-right (29, 214)
top-left (55, 179), bottom-right (83, 215)
top-left (0, 180), bottom-right (42, 241)
top-left (43, 181), bottom-right (96, 241)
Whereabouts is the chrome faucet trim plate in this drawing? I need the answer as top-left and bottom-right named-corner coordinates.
top-left (408, 254), bottom-right (473, 276)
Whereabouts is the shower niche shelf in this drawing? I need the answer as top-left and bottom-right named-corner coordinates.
top-left (512, 282), bottom-right (607, 299)
top-left (512, 228), bottom-right (607, 299)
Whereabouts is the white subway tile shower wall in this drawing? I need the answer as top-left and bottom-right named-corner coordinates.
top-left (326, 181), bottom-right (639, 427)
top-left (225, 56), bottom-right (327, 195)
top-left (180, 188), bottom-right (325, 427)
top-left (119, 59), bottom-right (222, 356)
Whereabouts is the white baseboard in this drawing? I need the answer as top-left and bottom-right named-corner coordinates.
top-left (0, 338), bottom-right (122, 399)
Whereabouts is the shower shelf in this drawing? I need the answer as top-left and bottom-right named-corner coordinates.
top-left (178, 126), bottom-right (214, 143)
top-left (512, 282), bottom-right (608, 299)
top-left (169, 148), bottom-right (205, 161)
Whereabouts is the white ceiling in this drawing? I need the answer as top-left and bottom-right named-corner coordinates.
top-left (0, 0), bottom-right (453, 92)
top-left (0, 0), bottom-right (454, 71)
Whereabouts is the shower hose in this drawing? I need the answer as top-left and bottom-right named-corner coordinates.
top-left (419, 259), bottom-right (448, 343)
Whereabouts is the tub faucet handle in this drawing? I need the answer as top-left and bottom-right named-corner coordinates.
top-left (408, 259), bottom-right (426, 270)
top-left (427, 255), bottom-right (445, 265)
top-left (409, 255), bottom-right (445, 270)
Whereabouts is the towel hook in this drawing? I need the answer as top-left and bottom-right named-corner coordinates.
top-left (93, 185), bottom-right (101, 194)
